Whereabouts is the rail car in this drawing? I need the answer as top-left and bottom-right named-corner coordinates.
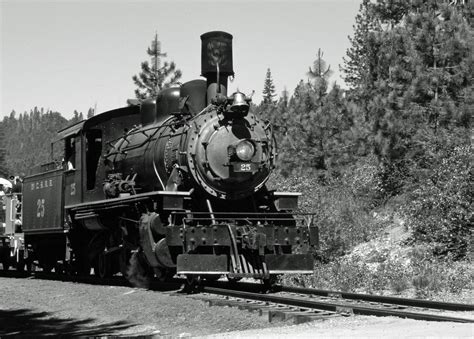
top-left (17, 31), bottom-right (318, 285)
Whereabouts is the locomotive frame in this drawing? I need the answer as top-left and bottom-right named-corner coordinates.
top-left (16, 31), bottom-right (319, 284)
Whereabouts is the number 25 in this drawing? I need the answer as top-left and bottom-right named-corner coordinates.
top-left (36, 199), bottom-right (45, 218)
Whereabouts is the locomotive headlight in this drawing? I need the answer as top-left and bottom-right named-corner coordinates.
top-left (236, 140), bottom-right (255, 161)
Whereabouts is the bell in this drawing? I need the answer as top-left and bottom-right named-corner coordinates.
top-left (230, 91), bottom-right (249, 116)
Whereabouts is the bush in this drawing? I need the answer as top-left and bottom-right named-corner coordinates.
top-left (283, 256), bottom-right (371, 292)
top-left (284, 243), bottom-right (472, 300)
top-left (342, 155), bottom-right (384, 209)
top-left (409, 245), bottom-right (473, 298)
top-left (385, 260), bottom-right (410, 293)
top-left (403, 144), bottom-right (473, 259)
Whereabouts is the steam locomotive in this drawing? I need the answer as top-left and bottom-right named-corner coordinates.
top-left (16, 31), bottom-right (318, 284)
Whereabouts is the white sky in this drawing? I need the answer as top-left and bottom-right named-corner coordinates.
top-left (0, 0), bottom-right (362, 119)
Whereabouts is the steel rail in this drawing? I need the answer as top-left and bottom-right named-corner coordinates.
top-left (206, 281), bottom-right (474, 313)
top-left (279, 285), bottom-right (474, 312)
top-left (201, 286), bottom-right (474, 323)
top-left (171, 211), bottom-right (318, 215)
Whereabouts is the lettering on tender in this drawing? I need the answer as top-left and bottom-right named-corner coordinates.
top-left (30, 179), bottom-right (55, 191)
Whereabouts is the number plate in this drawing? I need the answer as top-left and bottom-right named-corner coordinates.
top-left (232, 162), bottom-right (257, 173)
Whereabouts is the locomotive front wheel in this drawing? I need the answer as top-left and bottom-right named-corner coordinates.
top-left (153, 267), bottom-right (175, 282)
top-left (184, 274), bottom-right (202, 293)
top-left (226, 275), bottom-right (242, 283)
top-left (262, 274), bottom-right (279, 292)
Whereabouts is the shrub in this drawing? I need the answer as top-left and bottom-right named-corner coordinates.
top-left (385, 260), bottom-right (410, 293)
top-left (342, 155), bottom-right (384, 209)
top-left (285, 242), bottom-right (472, 299)
top-left (408, 245), bottom-right (473, 298)
top-left (444, 262), bottom-right (472, 294)
top-left (330, 256), bottom-right (370, 291)
top-left (403, 144), bottom-right (473, 259)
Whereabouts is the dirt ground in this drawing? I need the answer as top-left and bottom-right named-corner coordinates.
top-left (0, 277), bottom-right (472, 337)
top-left (198, 317), bottom-right (473, 338)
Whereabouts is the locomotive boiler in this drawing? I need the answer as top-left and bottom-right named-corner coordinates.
top-left (19, 31), bottom-right (318, 285)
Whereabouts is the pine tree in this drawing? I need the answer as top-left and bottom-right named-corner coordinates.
top-left (87, 107), bottom-right (95, 119)
top-left (257, 68), bottom-right (278, 124)
top-left (70, 110), bottom-right (83, 124)
top-left (342, 0), bottom-right (472, 161)
top-left (3, 108), bottom-right (68, 175)
top-left (307, 49), bottom-right (333, 98)
top-left (280, 88), bottom-right (289, 107)
top-left (341, 0), bottom-right (380, 92)
top-left (340, 0), bottom-right (472, 204)
top-left (262, 68), bottom-right (277, 105)
top-left (132, 33), bottom-right (182, 100)
top-left (276, 51), bottom-right (351, 178)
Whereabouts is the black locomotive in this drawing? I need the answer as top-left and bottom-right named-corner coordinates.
top-left (19, 31), bottom-right (318, 284)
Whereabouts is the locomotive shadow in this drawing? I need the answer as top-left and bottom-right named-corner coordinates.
top-left (0, 308), bottom-right (134, 336)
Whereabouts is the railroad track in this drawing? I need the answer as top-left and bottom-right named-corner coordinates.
top-left (279, 285), bottom-right (474, 312)
top-left (2, 270), bottom-right (473, 324)
top-left (201, 281), bottom-right (474, 324)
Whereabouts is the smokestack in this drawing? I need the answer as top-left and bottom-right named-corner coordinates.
top-left (200, 31), bottom-right (234, 104)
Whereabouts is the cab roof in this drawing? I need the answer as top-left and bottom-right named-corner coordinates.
top-left (55, 106), bottom-right (139, 141)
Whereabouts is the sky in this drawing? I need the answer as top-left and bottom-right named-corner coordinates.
top-left (0, 0), bottom-right (362, 119)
